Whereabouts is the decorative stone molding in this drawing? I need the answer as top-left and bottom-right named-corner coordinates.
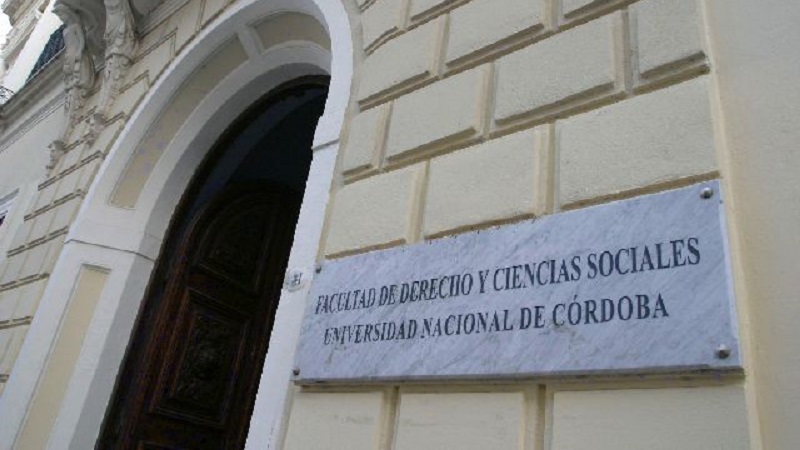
top-left (54, 3), bottom-right (95, 106)
top-left (48, 0), bottom-right (138, 167)
top-left (89, 0), bottom-right (136, 142)
top-left (49, 0), bottom-right (99, 170)
top-left (53, 0), bottom-right (106, 63)
top-left (47, 139), bottom-right (66, 171)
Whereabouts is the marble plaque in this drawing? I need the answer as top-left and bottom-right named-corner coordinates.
top-left (295, 181), bottom-right (741, 383)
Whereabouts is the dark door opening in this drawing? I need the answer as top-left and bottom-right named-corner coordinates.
top-left (98, 79), bottom-right (328, 449)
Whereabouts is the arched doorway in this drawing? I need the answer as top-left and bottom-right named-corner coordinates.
top-left (98, 81), bottom-right (328, 449)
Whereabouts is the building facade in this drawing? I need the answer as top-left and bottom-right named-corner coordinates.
top-left (0, 0), bottom-right (797, 448)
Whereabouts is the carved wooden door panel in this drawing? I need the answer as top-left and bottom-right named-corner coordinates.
top-left (99, 185), bottom-right (301, 449)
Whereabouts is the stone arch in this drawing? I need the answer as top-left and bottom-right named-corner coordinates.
top-left (0, 0), bottom-right (354, 448)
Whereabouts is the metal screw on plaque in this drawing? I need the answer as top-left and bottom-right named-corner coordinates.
top-left (700, 187), bottom-right (714, 199)
top-left (716, 344), bottom-right (731, 359)
top-left (292, 367), bottom-right (301, 376)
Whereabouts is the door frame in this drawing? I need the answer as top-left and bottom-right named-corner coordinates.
top-left (100, 81), bottom-right (326, 448)
top-left (0, 0), bottom-right (353, 448)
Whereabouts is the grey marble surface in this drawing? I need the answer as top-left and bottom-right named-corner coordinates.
top-left (295, 181), bottom-right (741, 383)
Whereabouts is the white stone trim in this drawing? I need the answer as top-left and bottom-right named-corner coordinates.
top-left (0, 0), bottom-right (353, 448)
top-left (244, 137), bottom-right (340, 450)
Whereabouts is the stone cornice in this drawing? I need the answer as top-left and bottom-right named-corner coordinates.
top-left (0, 53), bottom-right (65, 156)
top-left (1, 51), bottom-right (63, 118)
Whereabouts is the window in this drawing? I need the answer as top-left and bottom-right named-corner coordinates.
top-left (0, 189), bottom-right (18, 231)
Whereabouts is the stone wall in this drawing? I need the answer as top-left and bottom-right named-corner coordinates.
top-left (284, 0), bottom-right (752, 449)
top-left (327, 0), bottom-right (715, 256)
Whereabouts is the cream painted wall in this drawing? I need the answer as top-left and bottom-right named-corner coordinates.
top-left (285, 0), bottom-right (772, 448)
top-left (0, 81), bottom-right (62, 259)
top-left (0, 75), bottom-right (63, 259)
top-left (0, 110), bottom-right (56, 197)
top-left (0, 78), bottom-right (62, 398)
top-left (0, 78), bottom-right (63, 227)
top-left (703, 0), bottom-right (800, 447)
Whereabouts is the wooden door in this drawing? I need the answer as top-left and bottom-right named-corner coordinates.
top-left (99, 184), bottom-right (301, 449)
